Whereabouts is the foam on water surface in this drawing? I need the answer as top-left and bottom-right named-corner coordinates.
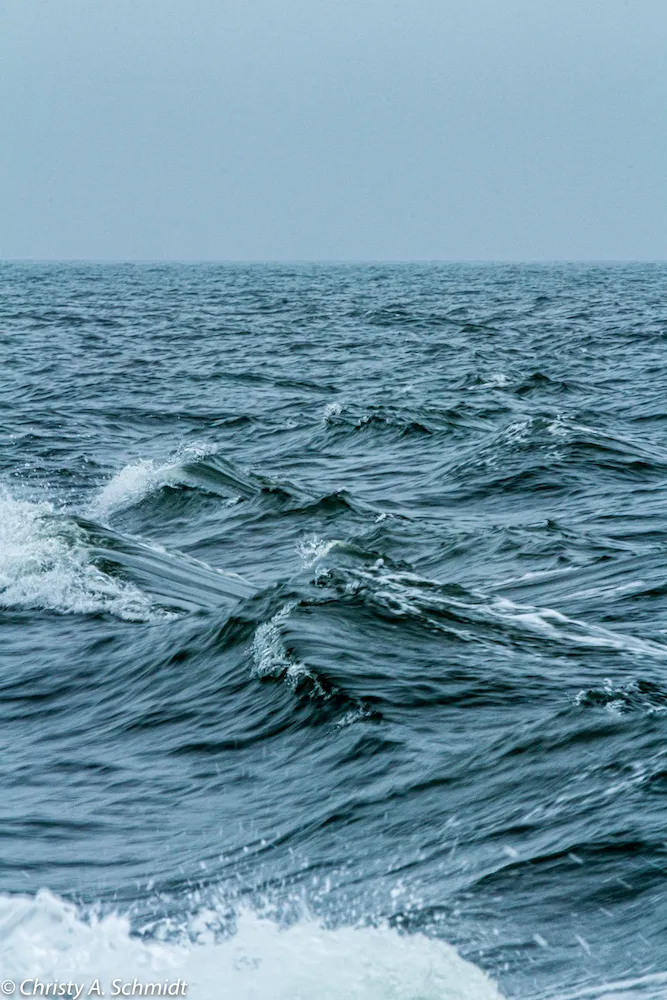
top-left (0, 489), bottom-right (160, 621)
top-left (89, 458), bottom-right (173, 519)
top-left (296, 533), bottom-right (342, 567)
top-left (89, 444), bottom-right (219, 520)
top-left (0, 891), bottom-right (502, 1000)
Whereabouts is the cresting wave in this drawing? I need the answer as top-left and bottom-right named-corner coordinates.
top-left (0, 892), bottom-right (501, 1000)
top-left (5, 448), bottom-right (667, 671)
top-left (0, 489), bottom-right (160, 621)
top-left (87, 444), bottom-right (228, 521)
top-left (85, 444), bottom-right (667, 676)
top-left (0, 487), bottom-right (253, 620)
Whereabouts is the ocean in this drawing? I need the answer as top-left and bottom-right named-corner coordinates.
top-left (1, 261), bottom-right (667, 998)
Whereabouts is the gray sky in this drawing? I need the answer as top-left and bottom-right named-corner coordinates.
top-left (1, 0), bottom-right (665, 260)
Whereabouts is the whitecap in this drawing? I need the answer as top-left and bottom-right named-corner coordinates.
top-left (89, 458), bottom-right (173, 519)
top-left (296, 534), bottom-right (342, 568)
top-left (323, 401), bottom-right (343, 423)
top-left (251, 602), bottom-right (322, 693)
top-left (0, 889), bottom-right (503, 1000)
top-left (89, 443), bottom-right (219, 520)
top-left (0, 489), bottom-right (162, 621)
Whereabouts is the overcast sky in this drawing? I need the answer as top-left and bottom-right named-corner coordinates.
top-left (1, 0), bottom-right (665, 260)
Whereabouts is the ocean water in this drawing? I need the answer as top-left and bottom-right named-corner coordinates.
top-left (2, 261), bottom-right (667, 999)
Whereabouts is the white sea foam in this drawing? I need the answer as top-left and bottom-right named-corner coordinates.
top-left (546, 414), bottom-right (569, 438)
top-left (251, 602), bottom-right (322, 693)
top-left (490, 597), bottom-right (667, 658)
top-left (0, 490), bottom-right (160, 621)
top-left (89, 444), bottom-right (218, 520)
top-left (0, 890), bottom-right (502, 1000)
top-left (342, 562), bottom-right (667, 661)
top-left (502, 417), bottom-right (533, 444)
top-left (296, 534), bottom-right (342, 568)
top-left (89, 458), bottom-right (174, 519)
top-left (323, 400), bottom-right (343, 423)
top-left (334, 706), bottom-right (374, 728)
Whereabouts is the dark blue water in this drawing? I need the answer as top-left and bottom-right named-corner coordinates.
top-left (2, 262), bottom-right (667, 998)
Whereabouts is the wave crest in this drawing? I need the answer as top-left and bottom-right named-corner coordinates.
top-left (0, 490), bottom-right (161, 621)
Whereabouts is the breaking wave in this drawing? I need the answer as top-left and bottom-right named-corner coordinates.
top-left (0, 890), bottom-right (502, 1000)
top-left (0, 490), bottom-right (161, 621)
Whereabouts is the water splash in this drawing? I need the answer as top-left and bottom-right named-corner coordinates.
top-left (0, 890), bottom-right (503, 1000)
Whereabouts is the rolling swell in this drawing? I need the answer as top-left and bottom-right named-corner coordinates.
top-left (2, 262), bottom-right (667, 998)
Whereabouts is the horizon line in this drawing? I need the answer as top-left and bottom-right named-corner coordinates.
top-left (2, 257), bottom-right (666, 266)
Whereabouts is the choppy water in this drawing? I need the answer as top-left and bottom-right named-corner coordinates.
top-left (2, 261), bottom-right (667, 999)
